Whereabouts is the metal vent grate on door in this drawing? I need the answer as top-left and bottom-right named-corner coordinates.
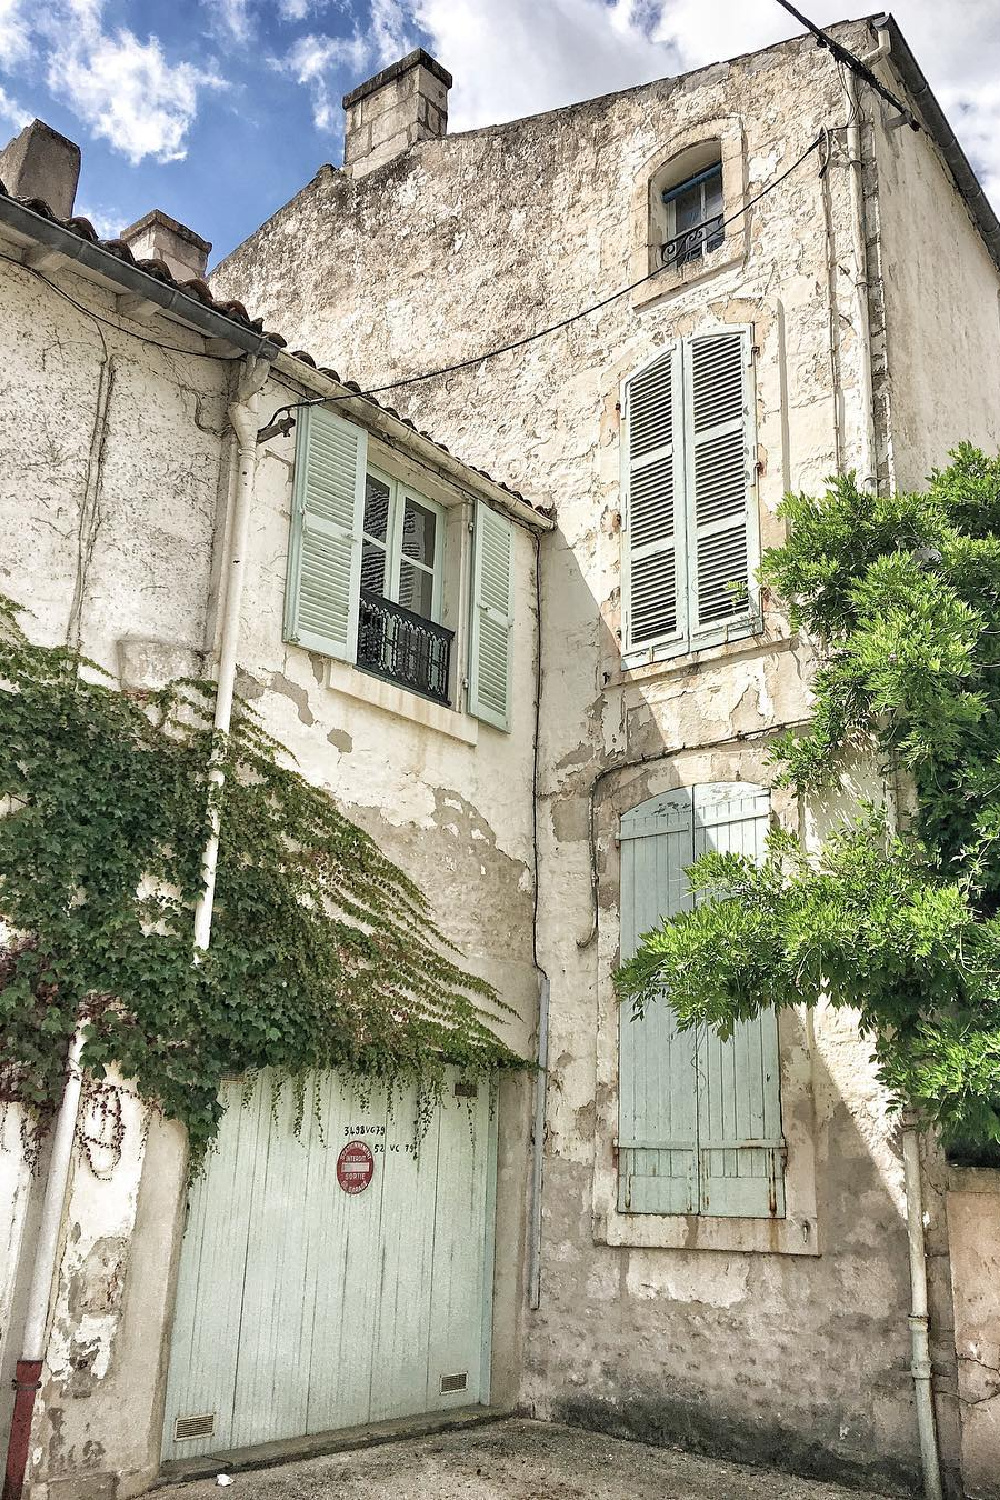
top-left (440, 1371), bottom-right (468, 1394)
top-left (173, 1412), bottom-right (217, 1441)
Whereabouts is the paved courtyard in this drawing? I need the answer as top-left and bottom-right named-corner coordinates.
top-left (165, 1417), bottom-right (898, 1500)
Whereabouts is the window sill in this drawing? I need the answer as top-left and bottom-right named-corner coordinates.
top-left (631, 239), bottom-right (744, 311)
top-left (324, 658), bottom-right (479, 746)
top-left (592, 1206), bottom-right (819, 1256)
top-left (620, 616), bottom-right (758, 675)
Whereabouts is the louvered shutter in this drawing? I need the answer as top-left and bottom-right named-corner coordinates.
top-left (692, 783), bottom-right (785, 1218)
top-left (284, 408), bottom-right (367, 660)
top-left (622, 347), bottom-right (686, 656)
top-left (468, 499), bottom-right (514, 731)
top-left (618, 790), bottom-right (698, 1214)
top-left (682, 329), bottom-right (756, 638)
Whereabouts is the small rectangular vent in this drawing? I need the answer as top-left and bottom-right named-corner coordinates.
top-left (174, 1412), bottom-right (217, 1441)
top-left (454, 1080), bottom-right (479, 1100)
top-left (440, 1371), bottom-right (468, 1394)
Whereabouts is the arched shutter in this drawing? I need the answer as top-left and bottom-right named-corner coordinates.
top-left (468, 499), bottom-right (514, 731)
top-left (284, 407), bottom-right (368, 660)
top-left (682, 329), bottom-right (756, 636)
top-left (622, 346), bottom-right (685, 655)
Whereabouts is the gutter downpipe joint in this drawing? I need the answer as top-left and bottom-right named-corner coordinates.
top-left (901, 1115), bottom-right (944, 1500)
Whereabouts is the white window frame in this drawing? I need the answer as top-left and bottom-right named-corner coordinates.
top-left (620, 327), bottom-right (762, 671)
top-left (362, 467), bottom-right (446, 624)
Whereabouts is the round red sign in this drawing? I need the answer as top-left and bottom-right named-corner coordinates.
top-left (337, 1141), bottom-right (374, 1194)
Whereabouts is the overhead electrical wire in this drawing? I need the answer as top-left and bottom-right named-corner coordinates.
top-left (260, 128), bottom-right (828, 433)
top-left (772, 0), bottom-right (919, 128)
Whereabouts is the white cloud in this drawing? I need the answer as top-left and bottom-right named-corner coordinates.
top-left (405, 0), bottom-right (999, 211)
top-left (208, 0), bottom-right (253, 42)
top-left (370, 0), bottom-right (411, 65)
top-left (46, 2), bottom-right (224, 165)
top-left (278, 31), bottom-right (368, 130)
top-left (0, 0), bottom-right (33, 70)
top-left (410, 0), bottom-right (676, 131)
top-left (0, 84), bottom-right (31, 135)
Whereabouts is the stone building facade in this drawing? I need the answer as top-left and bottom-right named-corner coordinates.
top-left (0, 124), bottom-right (545, 1498)
top-left (3, 11), bottom-right (1000, 1500)
top-left (211, 17), bottom-right (1000, 1498)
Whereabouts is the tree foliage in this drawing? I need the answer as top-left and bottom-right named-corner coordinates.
top-left (0, 597), bottom-right (521, 1166)
top-left (615, 446), bottom-right (1000, 1152)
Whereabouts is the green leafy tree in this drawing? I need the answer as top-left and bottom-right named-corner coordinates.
top-left (0, 598), bottom-right (521, 1166)
top-left (615, 446), bottom-right (1000, 1154)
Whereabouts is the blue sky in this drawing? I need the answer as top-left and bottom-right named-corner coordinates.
top-left (1, 0), bottom-right (998, 267)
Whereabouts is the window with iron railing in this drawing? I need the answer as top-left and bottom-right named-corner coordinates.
top-left (356, 470), bottom-right (454, 704)
top-left (661, 161), bottom-right (724, 270)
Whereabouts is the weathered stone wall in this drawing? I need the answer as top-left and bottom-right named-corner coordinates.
top-left (946, 1170), bottom-right (1000, 1500)
top-left (0, 245), bottom-right (538, 1496)
top-left (210, 21), bottom-right (994, 1492)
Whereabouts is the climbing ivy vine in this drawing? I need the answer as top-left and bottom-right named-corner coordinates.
top-left (615, 445), bottom-right (1000, 1156)
top-left (0, 596), bottom-right (521, 1167)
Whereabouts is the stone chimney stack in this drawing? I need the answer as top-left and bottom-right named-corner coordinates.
top-left (0, 120), bottom-right (80, 219)
top-left (342, 49), bottom-right (451, 179)
top-left (119, 210), bottom-right (211, 282)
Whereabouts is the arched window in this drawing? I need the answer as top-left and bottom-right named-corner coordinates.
top-left (628, 121), bottom-right (746, 308)
top-left (651, 142), bottom-right (725, 270)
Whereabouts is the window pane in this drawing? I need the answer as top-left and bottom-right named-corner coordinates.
top-left (674, 184), bottom-right (702, 234)
top-left (400, 497), bottom-right (437, 567)
top-left (398, 560), bottom-right (434, 618)
top-left (361, 539), bottom-right (387, 596)
top-left (363, 473), bottom-right (391, 543)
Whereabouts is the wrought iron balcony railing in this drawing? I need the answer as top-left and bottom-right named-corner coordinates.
top-left (357, 589), bottom-right (453, 706)
top-left (661, 217), bottom-right (725, 269)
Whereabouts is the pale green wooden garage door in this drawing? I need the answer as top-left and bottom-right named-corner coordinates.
top-left (161, 1071), bottom-right (496, 1462)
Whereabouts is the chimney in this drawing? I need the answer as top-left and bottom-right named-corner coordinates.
top-left (119, 210), bottom-right (211, 282)
top-left (0, 120), bottom-right (80, 219)
top-left (342, 48), bottom-right (451, 179)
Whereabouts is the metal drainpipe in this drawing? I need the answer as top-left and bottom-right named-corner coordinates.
top-left (2, 1031), bottom-right (85, 1500)
top-left (844, 19), bottom-right (891, 491)
top-left (847, 29), bottom-right (942, 1494)
top-left (527, 531), bottom-right (549, 1312)
top-left (901, 1117), bottom-right (944, 1500)
top-left (1, 356), bottom-right (269, 1500)
top-left (192, 356), bottom-right (269, 951)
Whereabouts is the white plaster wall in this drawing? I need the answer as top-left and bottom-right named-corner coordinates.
top-left (210, 20), bottom-right (987, 1492)
top-left (0, 244), bottom-right (539, 1496)
top-left (873, 87), bottom-right (1000, 489)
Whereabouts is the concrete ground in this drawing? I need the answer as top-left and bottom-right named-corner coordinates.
top-left (165, 1417), bottom-right (898, 1500)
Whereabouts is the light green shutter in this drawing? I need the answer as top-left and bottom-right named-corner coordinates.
top-left (622, 346), bottom-right (686, 656)
top-left (468, 499), bottom-right (514, 731)
top-left (693, 783), bottom-right (785, 1218)
top-left (682, 329), bottom-right (756, 639)
top-left (618, 783), bottom-right (785, 1220)
top-left (284, 407), bottom-right (368, 660)
top-left (618, 790), bottom-right (698, 1214)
